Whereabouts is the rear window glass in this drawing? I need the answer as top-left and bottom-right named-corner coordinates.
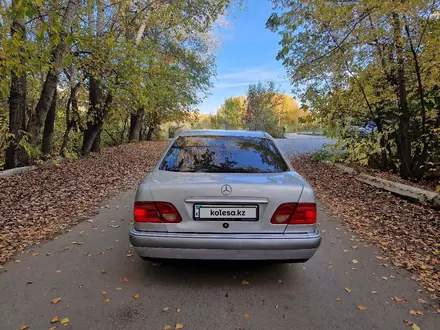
top-left (160, 135), bottom-right (289, 173)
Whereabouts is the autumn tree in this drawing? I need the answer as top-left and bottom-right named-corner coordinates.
top-left (268, 0), bottom-right (440, 180)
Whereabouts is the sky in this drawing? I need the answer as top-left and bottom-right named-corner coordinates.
top-left (198, 0), bottom-right (292, 114)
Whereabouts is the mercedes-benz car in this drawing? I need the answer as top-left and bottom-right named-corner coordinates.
top-left (129, 130), bottom-right (321, 261)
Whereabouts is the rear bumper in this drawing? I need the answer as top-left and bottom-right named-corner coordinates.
top-left (129, 228), bottom-right (321, 261)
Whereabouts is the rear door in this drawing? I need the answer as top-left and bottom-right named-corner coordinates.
top-left (146, 134), bottom-right (304, 234)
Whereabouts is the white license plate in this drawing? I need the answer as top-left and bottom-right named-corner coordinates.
top-left (194, 205), bottom-right (258, 220)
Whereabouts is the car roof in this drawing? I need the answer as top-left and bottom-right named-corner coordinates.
top-left (179, 129), bottom-right (268, 138)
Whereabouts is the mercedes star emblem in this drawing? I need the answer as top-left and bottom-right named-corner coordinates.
top-left (221, 184), bottom-right (232, 195)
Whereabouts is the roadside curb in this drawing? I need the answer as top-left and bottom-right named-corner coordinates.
top-left (323, 161), bottom-right (440, 209)
top-left (0, 157), bottom-right (64, 179)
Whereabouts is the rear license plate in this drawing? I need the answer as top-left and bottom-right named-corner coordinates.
top-left (194, 205), bottom-right (258, 221)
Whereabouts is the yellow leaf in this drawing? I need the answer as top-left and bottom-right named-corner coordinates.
top-left (49, 327), bottom-right (57, 330)
top-left (50, 297), bottom-right (62, 304)
top-left (244, 313), bottom-right (249, 319)
top-left (371, 291), bottom-right (377, 294)
top-left (32, 252), bottom-right (39, 256)
top-left (116, 287), bottom-right (122, 291)
top-left (133, 293), bottom-right (140, 299)
top-left (51, 316), bottom-right (60, 323)
top-left (176, 308), bottom-right (181, 312)
top-left (102, 291), bottom-right (107, 294)
top-left (345, 288), bottom-right (352, 293)
top-left (344, 249), bottom-right (348, 253)
top-left (411, 323), bottom-right (420, 330)
top-left (381, 277), bottom-right (388, 280)
top-left (393, 296), bottom-right (404, 302)
top-left (26, 280), bottom-right (33, 284)
top-left (56, 270), bottom-right (62, 273)
top-left (175, 323), bottom-right (184, 329)
top-left (15, 260), bottom-right (21, 263)
top-left (241, 280), bottom-right (249, 285)
top-left (104, 298), bottom-right (110, 303)
top-left (358, 305), bottom-right (367, 311)
top-left (20, 326), bottom-right (29, 330)
top-left (60, 318), bottom-right (69, 325)
top-left (123, 278), bottom-right (128, 283)
top-left (164, 325), bottom-right (171, 330)
top-left (335, 298), bottom-right (341, 301)
top-left (352, 259), bottom-right (359, 264)
top-left (351, 245), bottom-right (358, 249)
top-left (163, 307), bottom-right (169, 311)
top-left (275, 305), bottom-right (279, 308)
top-left (409, 310), bottom-right (423, 316)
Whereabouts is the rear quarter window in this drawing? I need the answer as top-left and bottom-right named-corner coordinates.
top-left (160, 135), bottom-right (289, 173)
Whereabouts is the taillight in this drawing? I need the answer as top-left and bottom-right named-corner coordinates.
top-left (134, 202), bottom-right (181, 223)
top-left (156, 202), bottom-right (181, 223)
top-left (289, 203), bottom-right (316, 224)
top-left (271, 203), bottom-right (316, 225)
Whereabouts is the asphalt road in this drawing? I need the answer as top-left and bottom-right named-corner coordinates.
top-left (1, 135), bottom-right (439, 330)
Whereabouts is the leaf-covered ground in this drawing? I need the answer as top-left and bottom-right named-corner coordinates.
top-left (0, 141), bottom-right (167, 263)
top-left (291, 155), bottom-right (440, 297)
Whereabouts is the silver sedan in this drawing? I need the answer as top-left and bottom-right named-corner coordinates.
top-left (129, 130), bottom-right (321, 261)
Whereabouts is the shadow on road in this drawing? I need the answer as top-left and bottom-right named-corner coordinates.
top-left (136, 259), bottom-right (304, 288)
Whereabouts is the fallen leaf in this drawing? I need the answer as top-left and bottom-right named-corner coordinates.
top-left (335, 298), bottom-right (341, 301)
top-left (49, 327), bottom-right (57, 330)
top-left (116, 287), bottom-right (122, 291)
top-left (409, 310), bottom-right (423, 316)
top-left (50, 297), bottom-right (62, 304)
top-left (15, 259), bottom-right (21, 263)
top-left (127, 252), bottom-right (133, 257)
top-left (20, 326), bottom-right (29, 330)
top-left (381, 276), bottom-right (388, 280)
top-left (393, 296), bottom-right (405, 302)
top-left (244, 313), bottom-right (249, 319)
top-left (100, 269), bottom-right (106, 274)
top-left (108, 224), bottom-right (120, 228)
top-left (87, 219), bottom-right (94, 223)
top-left (123, 278), bottom-right (128, 283)
top-left (133, 293), bottom-right (140, 299)
top-left (358, 305), bottom-right (367, 311)
top-left (352, 259), bottom-right (359, 264)
top-left (104, 298), bottom-right (110, 303)
top-left (345, 288), bottom-right (352, 293)
top-left (411, 323), bottom-right (421, 330)
top-left (60, 318), bottom-right (69, 325)
top-left (371, 291), bottom-right (377, 294)
top-left (32, 252), bottom-right (39, 256)
top-left (60, 247), bottom-right (69, 252)
top-left (176, 308), bottom-right (181, 312)
top-left (417, 298), bottom-right (427, 304)
top-left (175, 323), bottom-right (184, 329)
top-left (51, 316), bottom-right (60, 323)
top-left (275, 305), bottom-right (279, 308)
top-left (86, 253), bottom-right (92, 257)
top-left (163, 307), bottom-right (169, 311)
top-left (102, 291), bottom-right (107, 295)
top-left (56, 270), bottom-right (62, 273)
top-left (344, 249), bottom-right (348, 253)
top-left (106, 247), bottom-right (112, 250)
top-left (404, 320), bottom-right (414, 326)
top-left (351, 245), bottom-right (358, 249)
top-left (164, 325), bottom-right (171, 330)
top-left (26, 280), bottom-right (33, 284)
top-left (241, 280), bottom-right (249, 285)
top-left (436, 308), bottom-right (440, 313)
top-left (79, 231), bottom-right (84, 236)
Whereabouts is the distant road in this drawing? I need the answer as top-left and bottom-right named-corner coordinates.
top-left (276, 133), bottom-right (335, 155)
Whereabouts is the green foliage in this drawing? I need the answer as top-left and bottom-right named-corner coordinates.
top-left (269, 0), bottom-right (440, 180)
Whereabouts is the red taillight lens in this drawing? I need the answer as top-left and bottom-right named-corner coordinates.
top-left (289, 203), bottom-right (316, 224)
top-left (271, 203), bottom-right (295, 224)
top-left (134, 202), bottom-right (161, 223)
top-left (134, 202), bottom-right (181, 223)
top-left (156, 202), bottom-right (182, 223)
top-left (271, 203), bottom-right (317, 225)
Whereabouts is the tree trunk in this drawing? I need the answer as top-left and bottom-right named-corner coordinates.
top-left (41, 88), bottom-right (57, 156)
top-left (4, 13), bottom-right (27, 170)
top-left (27, 0), bottom-right (80, 152)
top-left (81, 78), bottom-right (112, 155)
top-left (60, 81), bottom-right (81, 156)
top-left (392, 13), bottom-right (412, 180)
top-left (129, 108), bottom-right (144, 142)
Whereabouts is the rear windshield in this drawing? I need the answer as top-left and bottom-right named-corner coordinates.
top-left (160, 135), bottom-right (289, 173)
